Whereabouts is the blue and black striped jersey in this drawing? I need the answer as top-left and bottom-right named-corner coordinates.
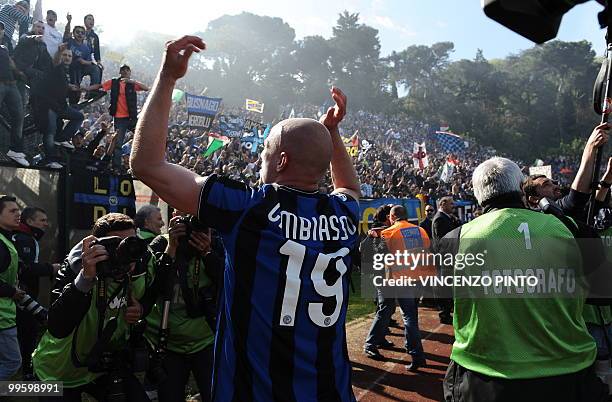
top-left (198, 175), bottom-right (359, 402)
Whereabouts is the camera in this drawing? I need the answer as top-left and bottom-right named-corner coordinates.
top-left (176, 215), bottom-right (209, 256)
top-left (16, 293), bottom-right (48, 324)
top-left (176, 215), bottom-right (208, 236)
top-left (91, 236), bottom-right (148, 278)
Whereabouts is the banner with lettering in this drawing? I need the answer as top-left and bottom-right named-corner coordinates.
top-left (185, 94), bottom-right (222, 129)
top-left (244, 118), bottom-right (264, 133)
top-left (342, 135), bottom-right (359, 158)
top-left (245, 99), bottom-right (264, 113)
top-left (72, 172), bottom-right (136, 229)
top-left (358, 198), bottom-right (475, 233)
top-left (218, 114), bottom-right (245, 138)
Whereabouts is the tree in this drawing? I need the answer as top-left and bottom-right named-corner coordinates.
top-left (328, 11), bottom-right (387, 110)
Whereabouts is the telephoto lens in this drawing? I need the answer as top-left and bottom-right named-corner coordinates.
top-left (16, 294), bottom-right (48, 324)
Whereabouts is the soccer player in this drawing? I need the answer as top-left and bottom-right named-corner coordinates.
top-left (131, 36), bottom-right (361, 402)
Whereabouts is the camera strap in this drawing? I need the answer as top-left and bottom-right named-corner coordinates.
top-left (71, 277), bottom-right (129, 368)
top-left (177, 255), bottom-right (203, 317)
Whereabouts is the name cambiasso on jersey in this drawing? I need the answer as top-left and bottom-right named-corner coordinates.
top-left (198, 176), bottom-right (359, 402)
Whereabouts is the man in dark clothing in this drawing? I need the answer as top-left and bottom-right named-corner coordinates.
top-left (84, 14), bottom-right (101, 74)
top-left (0, 195), bottom-right (24, 379)
top-left (432, 196), bottom-right (460, 324)
top-left (522, 123), bottom-right (609, 219)
top-left (0, 22), bottom-right (13, 55)
top-left (87, 64), bottom-right (149, 171)
top-left (0, 33), bottom-right (27, 167)
top-left (13, 19), bottom-right (53, 104)
top-left (64, 24), bottom-right (99, 104)
top-left (12, 206), bottom-right (58, 379)
top-left (31, 45), bottom-right (84, 168)
top-left (419, 204), bottom-right (434, 239)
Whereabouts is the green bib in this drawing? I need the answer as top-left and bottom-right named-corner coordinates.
top-left (32, 257), bottom-right (153, 388)
top-left (451, 208), bottom-right (596, 379)
top-left (145, 242), bottom-right (214, 354)
top-left (583, 227), bottom-right (612, 325)
top-left (0, 232), bottom-right (18, 329)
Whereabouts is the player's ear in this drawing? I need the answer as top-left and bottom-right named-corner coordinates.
top-left (277, 151), bottom-right (288, 172)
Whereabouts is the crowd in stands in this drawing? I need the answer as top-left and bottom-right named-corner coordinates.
top-left (0, 0), bottom-right (584, 204)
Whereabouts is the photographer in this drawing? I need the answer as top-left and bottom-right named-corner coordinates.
top-left (523, 123), bottom-right (609, 219)
top-left (135, 205), bottom-right (164, 245)
top-left (12, 206), bottom-right (59, 380)
top-left (0, 195), bottom-right (24, 380)
top-left (144, 212), bottom-right (223, 402)
top-left (32, 213), bottom-right (156, 401)
top-left (441, 157), bottom-right (609, 402)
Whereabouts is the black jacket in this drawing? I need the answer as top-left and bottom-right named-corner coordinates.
top-left (46, 241), bottom-right (159, 339)
top-left (13, 35), bottom-right (53, 82)
top-left (85, 30), bottom-right (100, 63)
top-left (432, 211), bottom-right (460, 252)
top-left (12, 224), bottom-right (53, 298)
top-left (419, 217), bottom-right (433, 239)
top-left (32, 63), bottom-right (70, 110)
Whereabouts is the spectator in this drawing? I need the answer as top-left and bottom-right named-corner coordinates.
top-left (134, 205), bottom-right (164, 244)
top-left (87, 64), bottom-right (149, 171)
top-left (0, 35), bottom-right (27, 167)
top-left (64, 24), bottom-right (99, 104)
top-left (83, 14), bottom-right (102, 75)
top-left (30, 45), bottom-right (84, 168)
top-left (13, 19), bottom-right (52, 103)
top-left (12, 206), bottom-right (58, 380)
top-left (0, 0), bottom-right (39, 47)
top-left (33, 9), bottom-right (63, 58)
top-left (0, 22), bottom-right (13, 55)
top-left (419, 204), bottom-right (434, 239)
top-left (0, 195), bottom-right (24, 380)
top-left (431, 196), bottom-right (459, 325)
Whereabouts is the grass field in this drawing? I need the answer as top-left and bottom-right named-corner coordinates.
top-left (346, 271), bottom-right (376, 323)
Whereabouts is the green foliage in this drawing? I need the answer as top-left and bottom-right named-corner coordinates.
top-left (102, 13), bottom-right (602, 159)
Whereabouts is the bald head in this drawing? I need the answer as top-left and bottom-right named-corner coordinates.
top-left (260, 118), bottom-right (333, 189)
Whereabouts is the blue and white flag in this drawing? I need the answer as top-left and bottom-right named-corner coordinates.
top-left (434, 131), bottom-right (465, 154)
top-left (242, 123), bottom-right (271, 154)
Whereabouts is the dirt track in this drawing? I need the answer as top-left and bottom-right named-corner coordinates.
top-left (349, 306), bottom-right (454, 402)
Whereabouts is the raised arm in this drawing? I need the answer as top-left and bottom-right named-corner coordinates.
top-left (33, 0), bottom-right (42, 21)
top-left (130, 36), bottom-right (206, 216)
top-left (572, 123), bottom-right (609, 193)
top-left (63, 13), bottom-right (71, 42)
top-left (320, 87), bottom-right (360, 200)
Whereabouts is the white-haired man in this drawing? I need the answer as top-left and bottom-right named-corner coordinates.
top-left (440, 157), bottom-right (609, 402)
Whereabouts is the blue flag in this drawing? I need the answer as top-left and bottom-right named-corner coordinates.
top-left (434, 131), bottom-right (465, 154)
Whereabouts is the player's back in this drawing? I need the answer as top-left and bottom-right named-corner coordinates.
top-left (198, 175), bottom-right (359, 402)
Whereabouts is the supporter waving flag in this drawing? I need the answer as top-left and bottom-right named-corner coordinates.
top-left (434, 131), bottom-right (465, 154)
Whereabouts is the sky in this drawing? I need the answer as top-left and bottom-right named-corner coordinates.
top-left (44, 0), bottom-right (608, 60)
